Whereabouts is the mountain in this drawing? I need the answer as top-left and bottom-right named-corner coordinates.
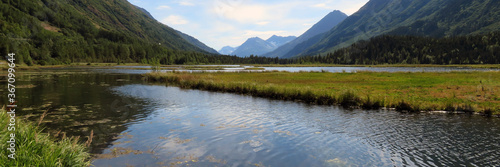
top-left (218, 46), bottom-right (238, 55)
top-left (264, 10), bottom-right (347, 58)
top-left (231, 35), bottom-right (296, 57)
top-left (266, 35), bottom-right (297, 47)
top-left (232, 37), bottom-right (275, 57)
top-left (175, 30), bottom-right (219, 54)
top-left (134, 5), bottom-right (155, 19)
top-left (295, 0), bottom-right (500, 57)
top-left (0, 0), bottom-right (214, 65)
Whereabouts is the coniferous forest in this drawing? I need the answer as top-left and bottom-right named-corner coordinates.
top-left (294, 31), bottom-right (500, 65)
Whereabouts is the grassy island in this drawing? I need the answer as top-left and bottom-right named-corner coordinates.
top-left (144, 71), bottom-right (500, 116)
top-left (0, 108), bottom-right (91, 166)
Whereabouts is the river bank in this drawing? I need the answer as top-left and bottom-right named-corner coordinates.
top-left (144, 71), bottom-right (500, 116)
top-left (0, 108), bottom-right (91, 166)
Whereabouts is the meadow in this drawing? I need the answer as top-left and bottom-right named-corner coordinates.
top-left (144, 71), bottom-right (500, 115)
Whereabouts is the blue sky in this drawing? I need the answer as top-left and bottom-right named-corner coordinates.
top-left (128, 0), bottom-right (369, 50)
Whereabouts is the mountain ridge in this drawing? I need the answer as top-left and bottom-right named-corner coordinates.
top-left (218, 46), bottom-right (238, 55)
top-left (263, 10), bottom-right (347, 58)
top-left (230, 35), bottom-right (296, 57)
top-left (295, 0), bottom-right (500, 58)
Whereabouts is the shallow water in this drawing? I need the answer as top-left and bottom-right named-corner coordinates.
top-left (92, 66), bottom-right (500, 74)
top-left (2, 70), bottom-right (500, 166)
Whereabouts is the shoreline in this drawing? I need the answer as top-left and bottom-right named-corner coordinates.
top-left (143, 71), bottom-right (500, 117)
top-left (0, 108), bottom-right (91, 166)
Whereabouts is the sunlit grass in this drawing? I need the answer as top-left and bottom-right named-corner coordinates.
top-left (145, 71), bottom-right (500, 115)
top-left (0, 108), bottom-right (91, 166)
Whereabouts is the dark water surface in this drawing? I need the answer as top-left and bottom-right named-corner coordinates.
top-left (1, 70), bottom-right (500, 166)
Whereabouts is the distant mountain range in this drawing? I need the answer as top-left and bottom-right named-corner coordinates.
top-left (292, 0), bottom-right (500, 58)
top-left (218, 46), bottom-right (239, 55)
top-left (223, 35), bottom-right (296, 57)
top-left (264, 10), bottom-right (347, 58)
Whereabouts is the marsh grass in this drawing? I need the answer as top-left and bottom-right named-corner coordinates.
top-left (0, 108), bottom-right (91, 166)
top-left (144, 71), bottom-right (500, 115)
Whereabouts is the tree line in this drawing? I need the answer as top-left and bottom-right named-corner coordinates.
top-left (294, 31), bottom-right (500, 65)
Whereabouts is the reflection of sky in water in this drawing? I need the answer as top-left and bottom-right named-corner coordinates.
top-left (92, 84), bottom-right (500, 167)
top-left (8, 70), bottom-right (500, 166)
top-left (89, 66), bottom-right (500, 74)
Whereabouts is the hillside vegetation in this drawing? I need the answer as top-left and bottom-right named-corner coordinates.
top-left (295, 31), bottom-right (500, 65)
top-left (0, 0), bottom-right (214, 65)
top-left (295, 0), bottom-right (500, 58)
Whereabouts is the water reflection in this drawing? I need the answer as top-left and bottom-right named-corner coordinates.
top-left (1, 71), bottom-right (500, 166)
top-left (91, 66), bottom-right (500, 74)
top-left (94, 85), bottom-right (500, 166)
top-left (0, 72), bottom-right (153, 154)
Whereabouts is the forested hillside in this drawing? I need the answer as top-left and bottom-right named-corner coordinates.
top-left (293, 32), bottom-right (500, 64)
top-left (295, 0), bottom-right (500, 58)
top-left (0, 0), bottom-right (214, 65)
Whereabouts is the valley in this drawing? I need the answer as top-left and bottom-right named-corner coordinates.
top-left (1, 0), bottom-right (500, 166)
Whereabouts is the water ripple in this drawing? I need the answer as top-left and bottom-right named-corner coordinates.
top-left (92, 84), bottom-right (500, 166)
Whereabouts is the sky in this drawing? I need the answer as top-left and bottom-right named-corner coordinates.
top-left (128, 0), bottom-right (369, 51)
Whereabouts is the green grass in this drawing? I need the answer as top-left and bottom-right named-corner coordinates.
top-left (144, 71), bottom-right (500, 115)
top-left (0, 108), bottom-right (91, 166)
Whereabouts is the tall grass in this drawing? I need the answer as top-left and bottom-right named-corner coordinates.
top-left (0, 108), bottom-right (91, 166)
top-left (144, 71), bottom-right (500, 115)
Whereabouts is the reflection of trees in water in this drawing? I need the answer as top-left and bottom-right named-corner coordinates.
top-left (5, 73), bottom-right (154, 154)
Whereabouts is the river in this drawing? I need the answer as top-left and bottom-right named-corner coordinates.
top-left (1, 68), bottom-right (499, 166)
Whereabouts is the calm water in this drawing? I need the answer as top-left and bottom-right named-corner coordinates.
top-left (88, 66), bottom-right (500, 74)
top-left (2, 70), bottom-right (500, 166)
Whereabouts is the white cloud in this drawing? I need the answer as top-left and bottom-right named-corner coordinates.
top-left (256, 21), bottom-right (270, 25)
top-left (222, 5), bottom-right (276, 23)
top-left (178, 0), bottom-right (195, 6)
top-left (161, 15), bottom-right (189, 25)
top-left (302, 23), bottom-right (314, 26)
top-left (243, 30), bottom-right (286, 38)
top-left (312, 3), bottom-right (327, 8)
top-left (311, 0), bottom-right (367, 15)
top-left (211, 2), bottom-right (293, 24)
top-left (156, 5), bottom-right (171, 10)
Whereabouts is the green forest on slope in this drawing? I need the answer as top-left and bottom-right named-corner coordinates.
top-left (293, 31), bottom-right (500, 64)
top-left (294, 0), bottom-right (500, 58)
top-left (0, 0), bottom-right (226, 65)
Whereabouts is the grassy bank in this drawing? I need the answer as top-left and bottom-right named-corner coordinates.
top-left (144, 71), bottom-right (500, 116)
top-left (0, 108), bottom-right (91, 166)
